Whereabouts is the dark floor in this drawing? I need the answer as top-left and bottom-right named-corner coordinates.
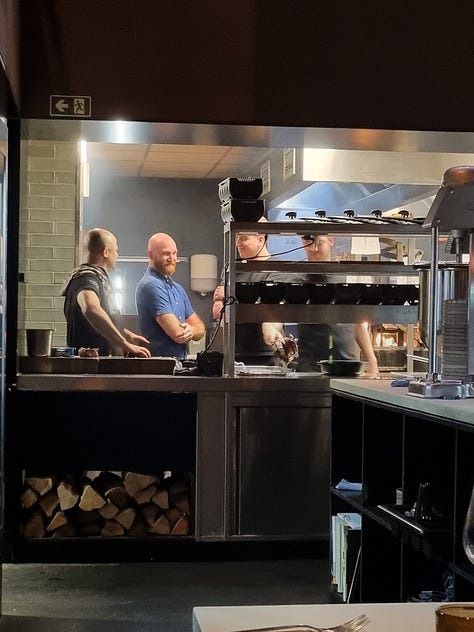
top-left (0, 554), bottom-right (329, 631)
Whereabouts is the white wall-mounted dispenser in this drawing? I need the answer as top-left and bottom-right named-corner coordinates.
top-left (190, 254), bottom-right (218, 296)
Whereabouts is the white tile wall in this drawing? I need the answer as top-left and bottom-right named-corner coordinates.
top-left (19, 140), bottom-right (79, 352)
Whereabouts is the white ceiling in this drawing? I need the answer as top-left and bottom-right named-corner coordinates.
top-left (87, 142), bottom-right (269, 179)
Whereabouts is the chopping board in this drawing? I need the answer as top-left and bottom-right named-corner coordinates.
top-left (19, 356), bottom-right (99, 374)
top-left (97, 357), bottom-right (176, 374)
top-left (19, 356), bottom-right (177, 375)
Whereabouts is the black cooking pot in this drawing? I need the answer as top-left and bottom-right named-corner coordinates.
top-left (259, 281), bottom-right (286, 304)
top-left (359, 284), bottom-right (384, 305)
top-left (318, 359), bottom-right (366, 376)
top-left (309, 283), bottom-right (335, 304)
top-left (333, 283), bottom-right (363, 305)
top-left (382, 284), bottom-right (412, 305)
top-left (285, 282), bottom-right (311, 304)
top-left (235, 281), bottom-right (261, 303)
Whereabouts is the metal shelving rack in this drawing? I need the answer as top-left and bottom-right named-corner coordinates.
top-left (223, 220), bottom-right (434, 376)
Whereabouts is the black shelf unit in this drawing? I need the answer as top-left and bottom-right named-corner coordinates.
top-left (223, 220), bottom-right (426, 376)
top-left (329, 391), bottom-right (474, 603)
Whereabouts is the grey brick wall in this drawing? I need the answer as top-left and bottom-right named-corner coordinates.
top-left (19, 140), bottom-right (79, 352)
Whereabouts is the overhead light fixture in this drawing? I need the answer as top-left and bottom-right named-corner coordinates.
top-left (78, 139), bottom-right (89, 197)
top-left (79, 139), bottom-right (88, 163)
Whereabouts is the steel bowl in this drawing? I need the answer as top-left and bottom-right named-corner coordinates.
top-left (318, 359), bottom-right (366, 376)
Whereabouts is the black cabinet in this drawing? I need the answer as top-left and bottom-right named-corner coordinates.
top-left (329, 391), bottom-right (474, 603)
top-left (234, 403), bottom-right (330, 538)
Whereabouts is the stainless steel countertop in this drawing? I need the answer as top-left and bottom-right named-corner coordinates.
top-left (15, 372), bottom-right (333, 393)
top-left (330, 377), bottom-right (474, 426)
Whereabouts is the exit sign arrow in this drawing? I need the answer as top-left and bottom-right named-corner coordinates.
top-left (50, 95), bottom-right (91, 117)
top-left (55, 98), bottom-right (69, 113)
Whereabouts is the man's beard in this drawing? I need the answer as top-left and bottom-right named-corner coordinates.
top-left (157, 262), bottom-right (176, 276)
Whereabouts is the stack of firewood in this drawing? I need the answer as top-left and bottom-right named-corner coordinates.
top-left (20, 470), bottom-right (192, 539)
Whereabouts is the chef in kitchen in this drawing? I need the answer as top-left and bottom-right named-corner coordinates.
top-left (62, 228), bottom-right (151, 357)
top-left (212, 218), bottom-right (292, 365)
top-left (262, 233), bottom-right (379, 376)
top-left (135, 232), bottom-right (206, 359)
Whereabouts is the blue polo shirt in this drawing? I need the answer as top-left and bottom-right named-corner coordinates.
top-left (136, 267), bottom-right (195, 359)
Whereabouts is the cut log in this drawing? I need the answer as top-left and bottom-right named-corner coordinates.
top-left (20, 487), bottom-right (39, 509)
top-left (127, 515), bottom-right (149, 537)
top-left (57, 481), bottom-right (80, 511)
top-left (149, 512), bottom-right (171, 535)
top-left (151, 486), bottom-right (169, 510)
top-left (39, 491), bottom-right (60, 517)
top-left (79, 522), bottom-right (103, 536)
top-left (83, 470), bottom-right (102, 481)
top-left (105, 486), bottom-right (129, 509)
top-left (74, 509), bottom-right (102, 525)
top-left (105, 487), bottom-right (130, 509)
top-left (168, 478), bottom-right (189, 500)
top-left (172, 491), bottom-right (191, 516)
top-left (25, 476), bottom-right (53, 496)
top-left (98, 500), bottom-right (119, 520)
top-left (101, 520), bottom-right (124, 537)
top-left (124, 471), bottom-right (159, 497)
top-left (141, 503), bottom-right (159, 526)
top-left (165, 507), bottom-right (183, 528)
top-left (114, 507), bottom-right (136, 531)
top-left (46, 511), bottom-right (68, 532)
top-left (79, 484), bottom-right (106, 511)
top-left (52, 523), bottom-right (77, 538)
top-left (94, 472), bottom-right (129, 509)
top-left (134, 484), bottom-right (158, 505)
top-left (23, 509), bottom-right (46, 539)
top-left (170, 513), bottom-right (190, 536)
top-left (94, 471), bottom-right (124, 493)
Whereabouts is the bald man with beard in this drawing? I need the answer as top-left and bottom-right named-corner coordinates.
top-left (135, 232), bottom-right (205, 359)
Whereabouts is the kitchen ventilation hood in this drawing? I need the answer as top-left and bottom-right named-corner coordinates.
top-left (264, 147), bottom-right (474, 219)
top-left (271, 181), bottom-right (437, 218)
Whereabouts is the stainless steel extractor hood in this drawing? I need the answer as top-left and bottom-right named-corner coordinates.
top-left (271, 181), bottom-right (437, 218)
top-left (265, 147), bottom-right (474, 218)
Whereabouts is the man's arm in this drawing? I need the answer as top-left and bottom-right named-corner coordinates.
top-left (212, 284), bottom-right (224, 320)
top-left (77, 290), bottom-right (150, 357)
top-left (157, 312), bottom-right (205, 345)
top-left (186, 312), bottom-right (206, 341)
top-left (354, 323), bottom-right (379, 376)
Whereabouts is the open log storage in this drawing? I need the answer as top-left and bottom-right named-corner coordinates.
top-left (7, 373), bottom-right (331, 562)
